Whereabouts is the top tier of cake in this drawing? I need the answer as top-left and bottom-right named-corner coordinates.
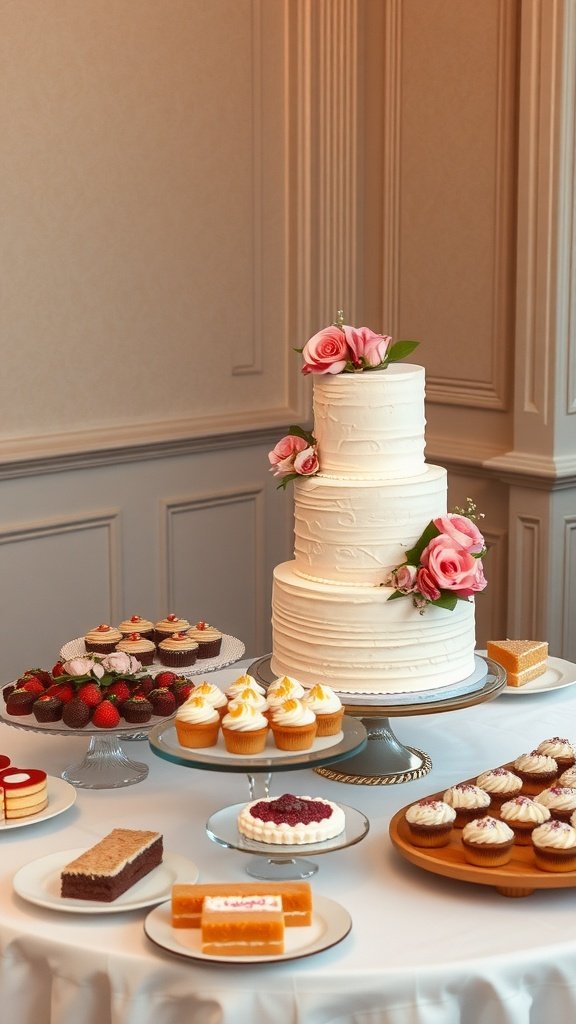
top-left (313, 364), bottom-right (426, 479)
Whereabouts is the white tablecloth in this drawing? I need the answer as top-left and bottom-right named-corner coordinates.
top-left (2, 658), bottom-right (576, 1024)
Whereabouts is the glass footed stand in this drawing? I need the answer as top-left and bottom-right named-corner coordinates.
top-left (206, 801), bottom-right (370, 880)
top-left (0, 710), bottom-right (149, 789)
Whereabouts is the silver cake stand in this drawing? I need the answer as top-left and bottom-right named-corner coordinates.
top-left (249, 655), bottom-right (507, 785)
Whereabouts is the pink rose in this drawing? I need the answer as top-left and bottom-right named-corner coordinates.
top-left (420, 535), bottom-right (485, 593)
top-left (268, 434), bottom-right (308, 467)
top-left (301, 326), bottom-right (350, 375)
top-left (101, 651), bottom-right (142, 674)
top-left (433, 514), bottom-right (485, 555)
top-left (63, 657), bottom-right (104, 678)
top-left (416, 566), bottom-right (442, 602)
top-left (453, 559), bottom-right (487, 598)
top-left (390, 564), bottom-right (418, 593)
top-left (293, 446), bottom-right (319, 476)
top-left (343, 326), bottom-right (392, 368)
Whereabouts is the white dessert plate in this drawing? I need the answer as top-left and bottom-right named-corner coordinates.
top-left (144, 894), bottom-right (352, 964)
top-left (13, 849), bottom-right (199, 914)
top-left (0, 776), bottom-right (76, 831)
top-left (477, 653), bottom-right (576, 695)
top-left (59, 634), bottom-right (245, 675)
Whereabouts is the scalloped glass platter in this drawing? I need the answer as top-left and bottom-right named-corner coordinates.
top-left (477, 652), bottom-right (576, 695)
top-left (0, 776), bottom-right (76, 830)
top-left (148, 715), bottom-right (367, 774)
top-left (13, 849), bottom-right (199, 914)
top-left (59, 634), bottom-right (245, 675)
top-left (0, 706), bottom-right (171, 737)
top-left (144, 894), bottom-right (352, 964)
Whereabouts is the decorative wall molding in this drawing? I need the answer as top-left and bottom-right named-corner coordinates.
top-left (159, 485), bottom-right (267, 651)
top-left (509, 514), bottom-right (541, 637)
top-left (479, 526), bottom-right (508, 643)
top-left (563, 518), bottom-right (576, 657)
top-left (0, 510), bottom-right (123, 620)
top-left (380, 0), bottom-right (402, 335)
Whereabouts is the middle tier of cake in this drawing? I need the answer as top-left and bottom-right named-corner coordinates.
top-left (271, 561), bottom-right (476, 695)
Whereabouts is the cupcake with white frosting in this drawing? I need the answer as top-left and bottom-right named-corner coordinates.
top-left (405, 799), bottom-right (456, 848)
top-left (475, 767), bottom-right (523, 807)
top-left (221, 702), bottom-right (269, 754)
top-left (270, 698), bottom-right (317, 751)
top-left (227, 687), bottom-right (269, 716)
top-left (267, 676), bottom-right (306, 704)
top-left (536, 737), bottom-right (576, 770)
top-left (534, 786), bottom-right (576, 823)
top-left (175, 695), bottom-right (220, 748)
top-left (225, 674), bottom-right (266, 700)
top-left (303, 684), bottom-right (344, 737)
top-left (513, 751), bottom-right (558, 794)
top-left (191, 681), bottom-right (228, 719)
top-left (442, 783), bottom-right (491, 827)
top-left (499, 795), bottom-right (551, 845)
top-left (461, 816), bottom-right (515, 867)
top-left (559, 766), bottom-right (576, 788)
top-left (532, 820), bottom-right (576, 872)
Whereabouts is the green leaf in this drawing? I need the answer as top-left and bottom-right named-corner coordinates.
top-left (386, 590), bottom-right (406, 602)
top-left (288, 424), bottom-right (316, 446)
top-left (293, 346), bottom-right (304, 354)
top-left (276, 473), bottom-right (299, 490)
top-left (385, 339), bottom-right (420, 364)
top-left (404, 520), bottom-right (440, 564)
top-left (429, 593), bottom-right (458, 611)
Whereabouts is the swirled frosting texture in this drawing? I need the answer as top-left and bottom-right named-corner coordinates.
top-left (536, 738), bottom-right (576, 761)
top-left (500, 796), bottom-right (550, 824)
top-left (303, 684), bottom-right (342, 714)
top-left (443, 784), bottom-right (491, 810)
top-left (462, 816), bottom-right (514, 845)
top-left (226, 674), bottom-right (265, 697)
top-left (191, 682), bottom-right (227, 709)
top-left (271, 699), bottom-right (315, 727)
top-left (222, 703), bottom-right (268, 732)
top-left (476, 768), bottom-right (522, 796)
top-left (186, 624), bottom-right (222, 642)
top-left (405, 800), bottom-right (456, 827)
top-left (532, 821), bottom-right (576, 850)
top-left (176, 696), bottom-right (219, 725)
top-left (535, 787), bottom-right (576, 812)
top-left (514, 752), bottom-right (557, 774)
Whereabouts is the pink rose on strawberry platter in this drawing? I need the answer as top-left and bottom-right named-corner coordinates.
top-left (420, 535), bottom-right (487, 595)
top-left (101, 651), bottom-right (142, 674)
top-left (390, 564), bottom-right (418, 594)
top-left (344, 326), bottom-right (392, 368)
top-left (433, 513), bottom-right (485, 555)
top-left (63, 657), bottom-right (105, 679)
top-left (293, 446), bottom-right (320, 477)
top-left (301, 326), bottom-right (350, 375)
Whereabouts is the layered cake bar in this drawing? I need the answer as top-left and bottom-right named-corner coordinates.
top-left (201, 894), bottom-right (285, 956)
top-left (172, 881), bottom-right (312, 928)
top-left (61, 829), bottom-right (163, 901)
top-left (486, 639), bottom-right (548, 687)
top-left (0, 766), bottom-right (48, 820)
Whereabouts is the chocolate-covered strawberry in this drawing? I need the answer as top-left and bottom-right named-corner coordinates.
top-left (62, 696), bottom-right (91, 729)
top-left (33, 694), bottom-right (64, 723)
top-left (131, 674), bottom-right (154, 696)
top-left (121, 695), bottom-right (153, 724)
top-left (148, 687), bottom-right (176, 717)
top-left (171, 679), bottom-right (195, 706)
top-left (5, 689), bottom-right (35, 715)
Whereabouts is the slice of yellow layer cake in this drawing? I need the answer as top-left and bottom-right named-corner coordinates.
top-left (486, 640), bottom-right (548, 687)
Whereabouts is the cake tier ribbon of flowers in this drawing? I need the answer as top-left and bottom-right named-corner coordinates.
top-left (387, 500), bottom-right (487, 612)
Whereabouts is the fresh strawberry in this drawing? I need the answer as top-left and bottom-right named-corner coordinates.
top-left (21, 677), bottom-right (45, 695)
top-left (155, 670), bottom-right (177, 688)
top-left (105, 680), bottom-right (130, 702)
top-left (91, 699), bottom-right (121, 729)
top-left (52, 661), bottom-right (66, 677)
top-left (76, 682), bottom-right (103, 707)
top-left (44, 681), bottom-right (75, 703)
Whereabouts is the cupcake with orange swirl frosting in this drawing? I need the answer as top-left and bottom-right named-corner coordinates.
top-left (270, 698), bottom-right (317, 751)
top-left (267, 676), bottom-right (306, 702)
top-left (118, 615), bottom-right (154, 641)
top-left (84, 624), bottom-right (123, 654)
top-left (115, 632), bottom-right (156, 666)
top-left (186, 621), bottom-right (223, 659)
top-left (154, 614), bottom-right (190, 645)
top-left (221, 702), bottom-right (269, 754)
top-left (175, 695), bottom-right (220, 748)
top-left (191, 681), bottom-right (228, 720)
top-left (302, 684), bottom-right (344, 737)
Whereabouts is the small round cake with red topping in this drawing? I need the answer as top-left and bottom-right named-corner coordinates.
top-left (115, 632), bottom-right (156, 666)
top-left (186, 622), bottom-right (223, 659)
top-left (118, 615), bottom-right (154, 641)
top-left (157, 632), bottom-right (199, 668)
top-left (154, 614), bottom-right (191, 645)
top-left (237, 794), bottom-right (346, 845)
top-left (84, 624), bottom-right (123, 654)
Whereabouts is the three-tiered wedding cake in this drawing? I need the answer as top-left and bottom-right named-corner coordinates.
top-left (270, 360), bottom-right (481, 695)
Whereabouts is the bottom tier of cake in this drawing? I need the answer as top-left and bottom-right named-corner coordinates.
top-left (271, 561), bottom-right (476, 695)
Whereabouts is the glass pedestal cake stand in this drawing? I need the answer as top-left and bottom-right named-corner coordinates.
top-left (148, 717), bottom-right (368, 879)
top-left (248, 655), bottom-right (507, 786)
top-left (0, 711), bottom-right (155, 789)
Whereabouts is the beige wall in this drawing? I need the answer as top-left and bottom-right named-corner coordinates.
top-left (1, 0), bottom-right (575, 678)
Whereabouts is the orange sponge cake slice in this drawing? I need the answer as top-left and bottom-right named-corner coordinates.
top-left (486, 639), bottom-right (548, 687)
top-left (172, 881), bottom-right (312, 927)
top-left (201, 894), bottom-right (285, 956)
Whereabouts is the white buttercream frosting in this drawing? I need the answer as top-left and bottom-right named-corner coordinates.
top-left (267, 676), bottom-right (305, 698)
top-left (302, 684), bottom-right (343, 715)
top-left (462, 816), bottom-right (514, 845)
top-left (191, 682), bottom-right (227, 709)
top-left (476, 768), bottom-right (523, 796)
top-left (514, 752), bottom-right (557, 775)
top-left (443, 784), bottom-right (491, 810)
top-left (227, 689), bottom-right (268, 713)
top-left (225, 674), bottom-right (266, 698)
top-left (535, 787), bottom-right (576, 812)
top-left (559, 767), bottom-right (576, 787)
top-left (176, 696), bottom-right (219, 725)
top-left (500, 796), bottom-right (551, 824)
top-left (536, 738), bottom-right (576, 761)
top-left (532, 820), bottom-right (576, 850)
top-left (222, 703), bottom-right (268, 732)
top-left (271, 698), bottom-right (315, 727)
top-left (405, 800), bottom-right (456, 827)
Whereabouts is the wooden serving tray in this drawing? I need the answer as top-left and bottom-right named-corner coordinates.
top-left (389, 763), bottom-right (576, 898)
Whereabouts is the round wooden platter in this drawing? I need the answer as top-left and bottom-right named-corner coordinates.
top-left (389, 765), bottom-right (576, 898)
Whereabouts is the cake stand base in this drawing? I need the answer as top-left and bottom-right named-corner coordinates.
top-left (245, 856), bottom-right (319, 881)
top-left (61, 735), bottom-right (149, 789)
top-left (315, 719), bottom-right (432, 785)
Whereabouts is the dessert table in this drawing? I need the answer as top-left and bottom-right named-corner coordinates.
top-left (2, 656), bottom-right (576, 1024)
